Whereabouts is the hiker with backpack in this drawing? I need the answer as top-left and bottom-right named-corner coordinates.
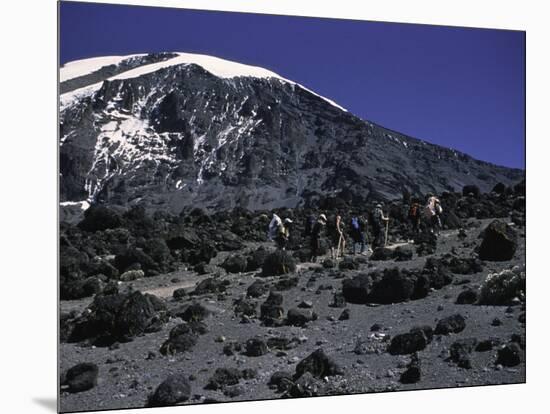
top-left (328, 214), bottom-right (346, 259)
top-left (371, 204), bottom-right (389, 248)
top-left (350, 214), bottom-right (367, 255)
top-left (310, 214), bottom-right (327, 262)
top-left (267, 213), bottom-right (282, 241)
top-left (275, 218), bottom-right (293, 250)
top-left (408, 200), bottom-right (421, 233)
top-left (424, 194), bottom-right (442, 236)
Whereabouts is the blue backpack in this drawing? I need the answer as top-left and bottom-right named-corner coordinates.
top-left (351, 217), bottom-right (360, 231)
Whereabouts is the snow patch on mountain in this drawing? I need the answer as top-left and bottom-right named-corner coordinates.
top-left (60, 54), bottom-right (147, 82)
top-left (60, 52), bottom-right (347, 113)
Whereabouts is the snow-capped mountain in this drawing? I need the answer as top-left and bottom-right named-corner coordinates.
top-left (59, 52), bottom-right (523, 212)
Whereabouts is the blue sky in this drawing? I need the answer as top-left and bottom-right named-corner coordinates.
top-left (60, 1), bottom-right (525, 169)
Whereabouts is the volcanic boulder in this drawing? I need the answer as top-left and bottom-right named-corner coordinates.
top-left (286, 308), bottom-right (317, 327)
top-left (478, 220), bottom-right (517, 261)
top-left (63, 363), bottom-right (99, 393)
top-left (245, 338), bottom-right (269, 357)
top-left (435, 314), bottom-right (466, 335)
top-left (147, 374), bottom-right (191, 407)
top-left (388, 327), bottom-right (432, 355)
top-left (294, 349), bottom-right (343, 379)
top-left (261, 250), bottom-right (297, 277)
top-left (449, 338), bottom-right (478, 369)
top-left (342, 273), bottom-right (373, 304)
top-left (205, 368), bottom-right (243, 390)
top-left (399, 354), bottom-right (421, 384)
top-left (221, 255), bottom-right (248, 274)
top-left (496, 343), bottom-right (521, 367)
top-left (288, 372), bottom-right (321, 398)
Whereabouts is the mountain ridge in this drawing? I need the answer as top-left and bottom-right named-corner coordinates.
top-left (59, 52), bottom-right (523, 214)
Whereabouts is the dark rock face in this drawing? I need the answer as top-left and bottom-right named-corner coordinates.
top-left (478, 220), bottom-right (518, 261)
top-left (496, 343), bottom-right (521, 367)
top-left (268, 371), bottom-right (294, 393)
top-left (261, 251), bottom-right (297, 277)
top-left (247, 279), bottom-right (269, 298)
top-left (456, 289), bottom-right (478, 305)
top-left (60, 53), bottom-right (523, 212)
top-left (246, 247), bottom-right (269, 271)
top-left (368, 268), bottom-right (417, 304)
top-left (260, 292), bottom-right (285, 325)
top-left (205, 368), bottom-right (242, 390)
top-left (370, 247), bottom-right (394, 261)
top-left (191, 278), bottom-right (227, 295)
top-left (245, 338), bottom-right (268, 356)
top-left (147, 374), bottom-right (191, 407)
top-left (67, 291), bottom-right (167, 345)
top-left (176, 303), bottom-right (210, 322)
top-left (449, 338), bottom-right (477, 369)
top-left (294, 349), bottom-right (343, 379)
top-left (160, 328), bottom-right (198, 355)
top-left (435, 314), bottom-right (466, 335)
top-left (342, 273), bottom-right (372, 304)
top-left (233, 298), bottom-right (257, 318)
top-left (400, 354), bottom-right (421, 384)
top-left (286, 308), bottom-right (317, 327)
top-left (388, 328), bottom-right (431, 355)
top-left (288, 372), bottom-right (321, 398)
top-left (64, 363), bottom-right (98, 393)
top-left (221, 255), bottom-right (248, 273)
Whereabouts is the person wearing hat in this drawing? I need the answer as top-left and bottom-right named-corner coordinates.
top-left (371, 203), bottom-right (389, 248)
top-left (310, 214), bottom-right (327, 262)
top-left (275, 218), bottom-right (293, 250)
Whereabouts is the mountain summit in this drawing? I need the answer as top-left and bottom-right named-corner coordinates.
top-left (59, 52), bottom-right (523, 212)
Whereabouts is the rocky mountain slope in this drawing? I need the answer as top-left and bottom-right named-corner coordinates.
top-left (59, 52), bottom-right (523, 213)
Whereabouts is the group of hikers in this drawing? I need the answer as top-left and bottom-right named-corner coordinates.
top-left (268, 193), bottom-right (444, 263)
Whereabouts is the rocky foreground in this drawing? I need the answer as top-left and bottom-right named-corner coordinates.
top-left (59, 183), bottom-right (525, 412)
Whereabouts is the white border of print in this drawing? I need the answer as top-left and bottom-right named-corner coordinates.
top-left (2, 1), bottom-right (547, 414)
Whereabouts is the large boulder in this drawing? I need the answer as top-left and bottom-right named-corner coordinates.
top-left (449, 338), bottom-right (477, 369)
top-left (370, 247), bottom-right (394, 261)
top-left (286, 308), bottom-right (317, 327)
top-left (288, 372), bottom-right (321, 398)
top-left (462, 185), bottom-right (480, 197)
top-left (78, 206), bottom-right (122, 232)
top-left (147, 374), bottom-right (191, 407)
top-left (342, 273), bottom-right (373, 304)
top-left (221, 255), bottom-right (248, 274)
top-left (247, 279), bottom-right (269, 298)
top-left (191, 278), bottom-right (227, 296)
top-left (159, 326), bottom-right (198, 355)
top-left (388, 327), bottom-right (432, 355)
top-left (435, 314), bottom-right (466, 335)
top-left (204, 368), bottom-right (242, 390)
top-left (261, 250), bottom-right (297, 276)
top-left (400, 354), bottom-right (421, 384)
top-left (294, 349), bottom-right (343, 379)
top-left (368, 268), bottom-right (417, 304)
top-left (496, 343), bottom-right (521, 367)
top-left (246, 247), bottom-right (269, 272)
top-left (478, 220), bottom-right (517, 261)
top-left (260, 291), bottom-right (285, 325)
top-left (63, 363), bottom-right (98, 393)
top-left (68, 290), bottom-right (167, 345)
top-left (245, 338), bottom-right (268, 357)
top-left (176, 303), bottom-right (211, 322)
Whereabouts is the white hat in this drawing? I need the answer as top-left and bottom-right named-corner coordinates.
top-left (319, 214), bottom-right (327, 221)
top-left (284, 218), bottom-right (293, 224)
